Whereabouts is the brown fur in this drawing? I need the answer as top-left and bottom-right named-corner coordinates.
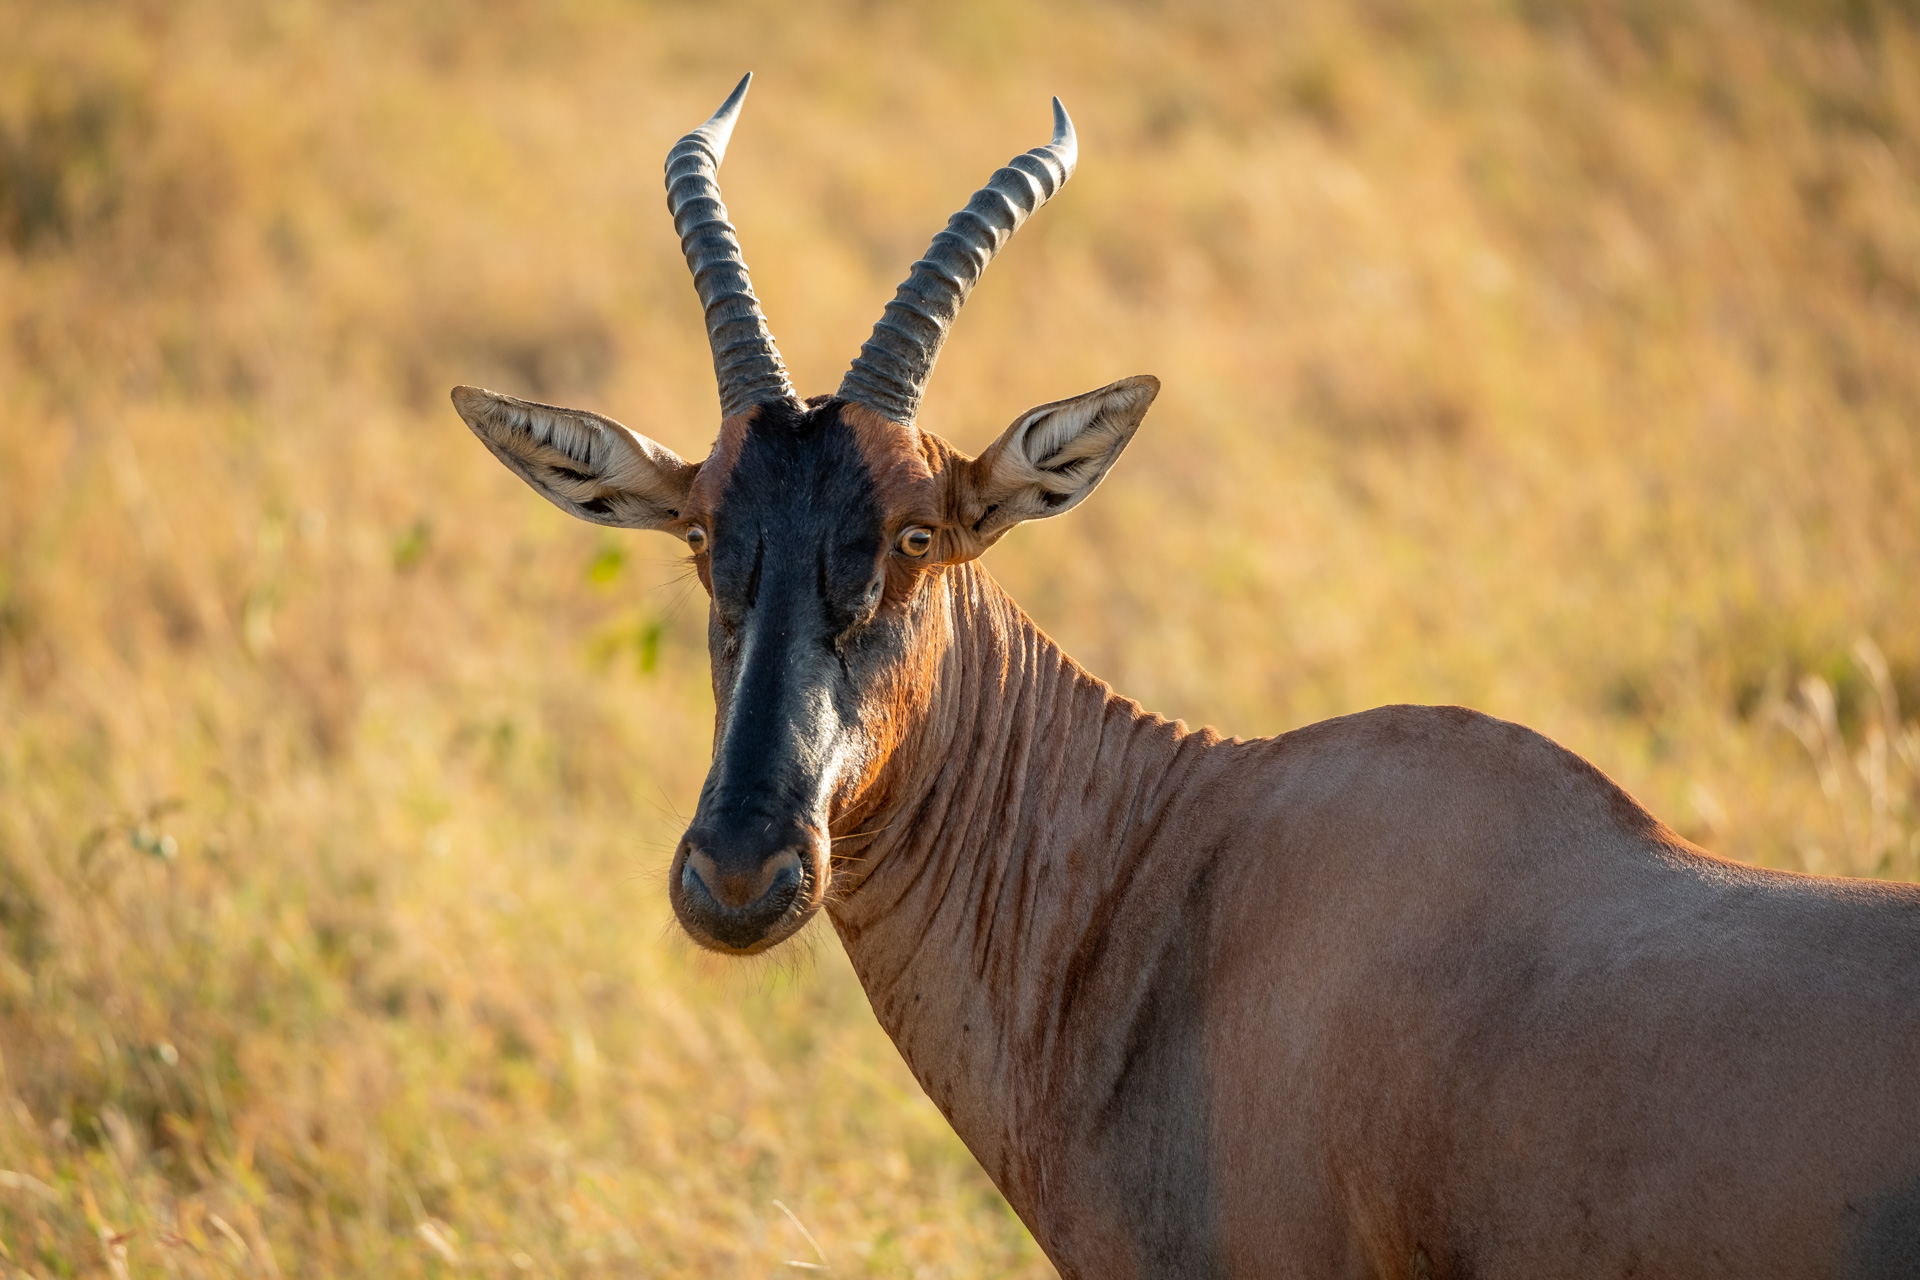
top-left (682, 408), bottom-right (758, 591)
top-left (822, 555), bottom-right (1920, 1279)
top-left (756, 397), bottom-right (1920, 1278)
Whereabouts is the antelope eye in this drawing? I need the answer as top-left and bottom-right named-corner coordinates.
top-left (898, 526), bottom-right (933, 558)
top-left (685, 525), bottom-right (707, 553)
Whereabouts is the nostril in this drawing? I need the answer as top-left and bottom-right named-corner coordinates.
top-left (685, 848), bottom-right (720, 899)
top-left (682, 860), bottom-right (708, 915)
top-left (684, 847), bottom-right (804, 913)
top-left (754, 849), bottom-right (802, 901)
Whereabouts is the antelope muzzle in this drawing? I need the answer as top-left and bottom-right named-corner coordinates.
top-left (670, 814), bottom-right (828, 953)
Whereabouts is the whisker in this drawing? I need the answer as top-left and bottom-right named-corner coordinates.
top-left (832, 818), bottom-right (898, 847)
top-left (643, 784), bottom-right (691, 829)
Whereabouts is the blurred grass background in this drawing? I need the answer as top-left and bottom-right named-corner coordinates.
top-left (2, 0), bottom-right (1919, 1274)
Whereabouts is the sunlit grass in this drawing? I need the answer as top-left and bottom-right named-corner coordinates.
top-left (2, 0), bottom-right (1918, 1274)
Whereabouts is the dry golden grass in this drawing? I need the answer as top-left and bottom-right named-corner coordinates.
top-left (2, 0), bottom-right (1918, 1274)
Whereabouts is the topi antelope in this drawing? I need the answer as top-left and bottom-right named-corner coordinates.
top-left (453, 75), bottom-right (1920, 1279)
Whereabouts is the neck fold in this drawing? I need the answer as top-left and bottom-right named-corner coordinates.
top-left (825, 562), bottom-right (1220, 1220)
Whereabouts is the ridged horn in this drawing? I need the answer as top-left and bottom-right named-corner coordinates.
top-left (665, 73), bottom-right (797, 419)
top-left (838, 98), bottom-right (1078, 425)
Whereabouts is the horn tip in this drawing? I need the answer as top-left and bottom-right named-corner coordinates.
top-left (699, 73), bottom-right (755, 159)
top-left (1050, 96), bottom-right (1077, 173)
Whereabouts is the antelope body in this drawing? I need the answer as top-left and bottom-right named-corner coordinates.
top-left (453, 76), bottom-right (1920, 1278)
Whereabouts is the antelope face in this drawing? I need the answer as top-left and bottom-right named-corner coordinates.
top-left (452, 75), bottom-right (1156, 953)
top-left (669, 398), bottom-right (938, 952)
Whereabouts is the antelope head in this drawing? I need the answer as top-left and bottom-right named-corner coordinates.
top-left (453, 75), bottom-right (1158, 954)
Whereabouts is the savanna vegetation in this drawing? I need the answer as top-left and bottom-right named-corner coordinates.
top-left (2, 0), bottom-right (1918, 1274)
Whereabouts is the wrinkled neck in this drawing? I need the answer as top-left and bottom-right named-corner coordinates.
top-left (825, 561), bottom-right (1215, 1208)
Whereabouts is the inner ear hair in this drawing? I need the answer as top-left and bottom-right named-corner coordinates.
top-left (962, 374), bottom-right (1159, 546)
top-left (451, 386), bottom-right (698, 530)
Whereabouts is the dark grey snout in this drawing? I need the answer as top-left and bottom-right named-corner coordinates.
top-left (670, 826), bottom-right (821, 953)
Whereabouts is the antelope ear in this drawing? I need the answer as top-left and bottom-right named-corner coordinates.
top-left (452, 386), bottom-right (697, 531)
top-left (948, 375), bottom-right (1159, 557)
